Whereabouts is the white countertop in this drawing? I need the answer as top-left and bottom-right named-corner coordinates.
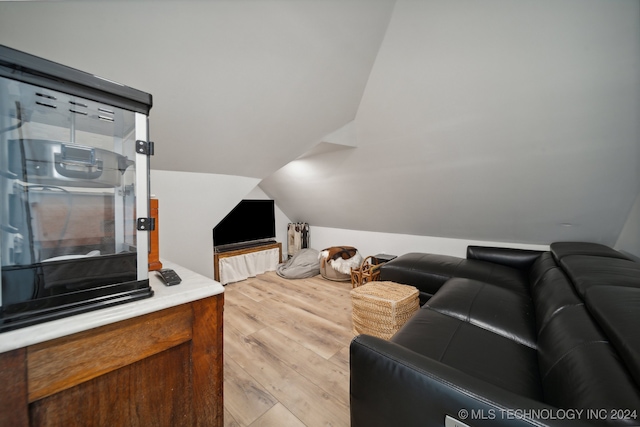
top-left (0, 260), bottom-right (224, 354)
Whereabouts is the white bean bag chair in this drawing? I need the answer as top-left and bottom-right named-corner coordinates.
top-left (276, 248), bottom-right (320, 279)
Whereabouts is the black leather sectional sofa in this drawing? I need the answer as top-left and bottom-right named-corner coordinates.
top-left (350, 242), bottom-right (640, 427)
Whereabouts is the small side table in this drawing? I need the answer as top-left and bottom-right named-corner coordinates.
top-left (372, 254), bottom-right (397, 265)
top-left (351, 281), bottom-right (419, 339)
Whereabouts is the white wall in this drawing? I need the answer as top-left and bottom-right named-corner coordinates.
top-left (310, 226), bottom-right (549, 259)
top-left (150, 170), bottom-right (260, 279)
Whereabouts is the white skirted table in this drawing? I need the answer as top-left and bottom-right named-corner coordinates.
top-left (214, 242), bottom-right (283, 285)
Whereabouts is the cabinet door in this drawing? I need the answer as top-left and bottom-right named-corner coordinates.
top-left (30, 343), bottom-right (193, 427)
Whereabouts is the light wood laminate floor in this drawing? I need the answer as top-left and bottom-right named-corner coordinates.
top-left (223, 271), bottom-right (355, 427)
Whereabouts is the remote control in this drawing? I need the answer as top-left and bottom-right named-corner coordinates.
top-left (156, 268), bottom-right (182, 286)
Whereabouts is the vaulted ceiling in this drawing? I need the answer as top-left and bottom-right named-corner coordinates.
top-left (1, 0), bottom-right (639, 249)
top-left (0, 0), bottom-right (395, 178)
top-left (261, 0), bottom-right (640, 247)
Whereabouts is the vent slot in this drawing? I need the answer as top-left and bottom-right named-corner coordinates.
top-left (35, 101), bottom-right (56, 109)
top-left (36, 92), bottom-right (57, 100)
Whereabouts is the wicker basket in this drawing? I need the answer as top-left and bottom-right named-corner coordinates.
top-left (350, 255), bottom-right (381, 288)
top-left (351, 281), bottom-right (419, 340)
top-left (320, 257), bottom-right (351, 281)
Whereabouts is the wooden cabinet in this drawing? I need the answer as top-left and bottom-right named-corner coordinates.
top-left (0, 293), bottom-right (223, 427)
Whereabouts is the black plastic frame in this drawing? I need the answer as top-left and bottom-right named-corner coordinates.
top-left (0, 279), bottom-right (153, 332)
top-left (0, 45), bottom-right (152, 114)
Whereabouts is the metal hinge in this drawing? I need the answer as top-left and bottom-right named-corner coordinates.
top-left (135, 140), bottom-right (155, 155)
top-left (137, 217), bottom-right (156, 231)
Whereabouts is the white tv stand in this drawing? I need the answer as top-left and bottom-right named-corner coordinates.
top-left (213, 241), bottom-right (282, 284)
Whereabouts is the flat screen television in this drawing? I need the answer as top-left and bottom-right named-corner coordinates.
top-left (213, 199), bottom-right (276, 250)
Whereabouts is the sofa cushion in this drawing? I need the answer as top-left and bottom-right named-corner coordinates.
top-left (380, 253), bottom-right (529, 304)
top-left (391, 307), bottom-right (542, 400)
top-left (537, 304), bottom-right (640, 421)
top-left (585, 285), bottom-right (640, 389)
top-left (530, 267), bottom-right (583, 334)
top-left (379, 253), bottom-right (459, 299)
top-left (426, 278), bottom-right (536, 349)
top-left (550, 241), bottom-right (632, 262)
top-left (560, 255), bottom-right (640, 298)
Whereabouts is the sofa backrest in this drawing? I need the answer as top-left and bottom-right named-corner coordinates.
top-left (528, 251), bottom-right (559, 288)
top-left (530, 266), bottom-right (582, 335)
top-left (537, 242), bottom-right (640, 424)
top-left (528, 251), bottom-right (585, 335)
top-left (584, 286), bottom-right (640, 391)
top-left (466, 245), bottom-right (543, 271)
top-left (560, 255), bottom-right (640, 298)
top-left (537, 303), bottom-right (640, 424)
top-left (550, 241), bottom-right (632, 262)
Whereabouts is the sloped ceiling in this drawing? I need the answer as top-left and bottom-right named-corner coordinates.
top-left (0, 0), bottom-right (395, 178)
top-left (1, 0), bottom-right (639, 249)
top-left (260, 0), bottom-right (640, 246)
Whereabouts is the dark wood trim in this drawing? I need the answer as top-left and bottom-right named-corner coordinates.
top-left (149, 198), bottom-right (163, 271)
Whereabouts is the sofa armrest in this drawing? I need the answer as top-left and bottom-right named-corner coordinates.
top-left (466, 246), bottom-right (543, 272)
top-left (350, 335), bottom-right (589, 427)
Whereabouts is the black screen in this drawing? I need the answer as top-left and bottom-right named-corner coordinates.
top-left (213, 199), bottom-right (276, 248)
